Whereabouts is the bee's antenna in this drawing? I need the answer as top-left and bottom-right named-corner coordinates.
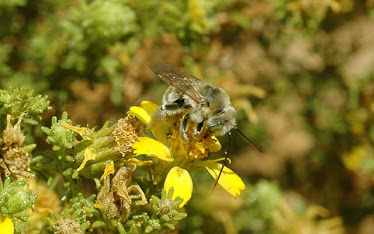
top-left (235, 127), bottom-right (264, 152)
top-left (209, 131), bottom-right (231, 194)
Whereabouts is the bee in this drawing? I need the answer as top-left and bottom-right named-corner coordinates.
top-left (149, 62), bottom-right (262, 192)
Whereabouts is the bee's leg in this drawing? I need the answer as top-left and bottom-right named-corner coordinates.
top-left (179, 114), bottom-right (189, 143)
top-left (149, 99), bottom-right (185, 128)
top-left (162, 103), bottom-right (180, 111)
top-left (209, 131), bottom-right (231, 194)
top-left (162, 98), bottom-right (185, 112)
top-left (192, 121), bottom-right (204, 140)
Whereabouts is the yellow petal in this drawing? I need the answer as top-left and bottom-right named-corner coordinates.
top-left (0, 216), bottom-right (14, 234)
top-left (140, 100), bottom-right (158, 116)
top-left (100, 161), bottom-right (115, 181)
top-left (126, 158), bottom-right (153, 167)
top-left (93, 203), bottom-right (104, 210)
top-left (132, 137), bottom-right (173, 161)
top-left (150, 125), bottom-right (169, 144)
top-left (164, 167), bottom-right (193, 207)
top-left (127, 106), bottom-right (151, 125)
top-left (77, 148), bottom-right (97, 171)
top-left (127, 101), bottom-right (158, 125)
top-left (207, 136), bottom-right (222, 152)
top-left (59, 123), bottom-right (93, 140)
top-left (204, 161), bottom-right (245, 197)
top-left (127, 101), bottom-right (170, 143)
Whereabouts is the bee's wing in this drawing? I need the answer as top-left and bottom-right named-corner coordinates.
top-left (149, 62), bottom-right (204, 104)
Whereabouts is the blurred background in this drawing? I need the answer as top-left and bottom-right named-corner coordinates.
top-left (1, 0), bottom-right (374, 233)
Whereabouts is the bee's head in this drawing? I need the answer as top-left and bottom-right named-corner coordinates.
top-left (206, 106), bottom-right (237, 136)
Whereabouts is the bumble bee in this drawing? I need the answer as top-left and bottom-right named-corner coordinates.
top-left (149, 62), bottom-right (262, 192)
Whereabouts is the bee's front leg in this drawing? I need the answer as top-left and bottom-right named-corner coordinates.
top-left (192, 121), bottom-right (204, 140)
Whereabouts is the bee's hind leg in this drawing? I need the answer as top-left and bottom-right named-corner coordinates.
top-left (148, 100), bottom-right (183, 129)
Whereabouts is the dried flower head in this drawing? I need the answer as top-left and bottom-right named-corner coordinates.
top-left (113, 115), bottom-right (143, 156)
top-left (95, 164), bottom-right (147, 222)
top-left (54, 218), bottom-right (83, 234)
top-left (0, 113), bottom-right (34, 179)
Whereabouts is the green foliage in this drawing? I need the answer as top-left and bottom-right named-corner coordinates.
top-left (41, 112), bottom-right (76, 151)
top-left (34, 113), bottom-right (114, 199)
top-left (268, 0), bottom-right (339, 31)
top-left (59, 0), bottom-right (136, 73)
top-left (73, 1), bottom-right (136, 44)
top-left (37, 112), bottom-right (118, 181)
top-left (0, 87), bottom-right (51, 125)
top-left (235, 180), bottom-right (283, 233)
top-left (0, 178), bottom-right (36, 221)
top-left (47, 193), bottom-right (99, 233)
top-left (45, 187), bottom-right (187, 233)
top-left (0, 0), bottom-right (245, 105)
top-left (0, 0), bottom-right (26, 8)
top-left (146, 189), bottom-right (187, 233)
top-left (0, 44), bottom-right (12, 76)
top-left (118, 188), bottom-right (186, 234)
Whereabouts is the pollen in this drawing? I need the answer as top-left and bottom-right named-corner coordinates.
top-left (113, 115), bottom-right (143, 156)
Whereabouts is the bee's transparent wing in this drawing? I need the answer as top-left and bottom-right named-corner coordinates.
top-left (149, 62), bottom-right (204, 104)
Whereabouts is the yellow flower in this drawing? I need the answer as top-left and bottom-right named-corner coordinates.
top-left (128, 101), bottom-right (245, 206)
top-left (127, 100), bottom-right (168, 142)
top-left (204, 161), bottom-right (245, 197)
top-left (186, 135), bottom-right (221, 161)
top-left (0, 216), bottom-right (14, 234)
top-left (164, 167), bottom-right (193, 207)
